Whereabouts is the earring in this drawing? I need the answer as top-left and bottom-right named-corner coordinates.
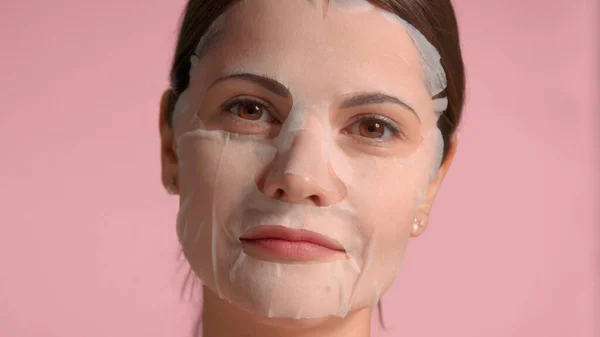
top-left (412, 217), bottom-right (425, 233)
top-left (166, 177), bottom-right (178, 195)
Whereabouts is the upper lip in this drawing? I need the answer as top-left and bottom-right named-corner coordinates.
top-left (240, 226), bottom-right (346, 252)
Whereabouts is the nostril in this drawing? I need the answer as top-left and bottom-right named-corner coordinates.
top-left (275, 188), bottom-right (285, 199)
top-left (309, 195), bottom-right (322, 206)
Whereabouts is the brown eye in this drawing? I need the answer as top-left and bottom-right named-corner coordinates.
top-left (346, 114), bottom-right (402, 141)
top-left (358, 119), bottom-right (385, 138)
top-left (236, 102), bottom-right (263, 121)
top-left (224, 98), bottom-right (275, 123)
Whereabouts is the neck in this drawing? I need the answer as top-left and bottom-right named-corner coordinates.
top-left (200, 286), bottom-right (372, 337)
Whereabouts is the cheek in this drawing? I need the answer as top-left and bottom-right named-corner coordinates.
top-left (176, 134), bottom-right (275, 243)
top-left (176, 137), bottom-right (235, 243)
top-left (342, 160), bottom-right (427, 299)
top-left (176, 135), bottom-right (274, 283)
top-left (348, 157), bottom-right (428, 240)
top-left (175, 137), bottom-right (223, 258)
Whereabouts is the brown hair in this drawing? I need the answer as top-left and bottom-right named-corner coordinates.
top-left (168, 0), bottom-right (466, 329)
top-left (167, 0), bottom-right (465, 163)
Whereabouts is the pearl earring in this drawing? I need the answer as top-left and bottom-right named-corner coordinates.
top-left (413, 217), bottom-right (425, 233)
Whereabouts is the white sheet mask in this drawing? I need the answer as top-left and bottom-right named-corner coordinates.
top-left (173, 0), bottom-right (448, 319)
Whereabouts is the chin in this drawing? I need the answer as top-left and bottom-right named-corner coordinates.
top-left (247, 306), bottom-right (371, 329)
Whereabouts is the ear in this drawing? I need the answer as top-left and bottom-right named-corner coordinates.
top-left (159, 89), bottom-right (179, 195)
top-left (411, 134), bottom-right (458, 237)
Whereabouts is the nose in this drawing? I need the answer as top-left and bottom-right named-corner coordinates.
top-left (259, 132), bottom-right (346, 206)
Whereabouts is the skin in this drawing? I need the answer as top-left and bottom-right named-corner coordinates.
top-left (159, 1), bottom-right (457, 336)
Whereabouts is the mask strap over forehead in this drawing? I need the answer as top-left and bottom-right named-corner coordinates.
top-left (389, 15), bottom-right (448, 117)
top-left (400, 21), bottom-right (446, 96)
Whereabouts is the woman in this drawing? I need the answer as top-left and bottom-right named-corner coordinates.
top-left (158, 0), bottom-right (465, 336)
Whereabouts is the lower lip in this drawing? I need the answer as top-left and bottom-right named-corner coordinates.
top-left (240, 238), bottom-right (344, 262)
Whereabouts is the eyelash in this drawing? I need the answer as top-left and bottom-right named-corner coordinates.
top-left (220, 97), bottom-right (406, 142)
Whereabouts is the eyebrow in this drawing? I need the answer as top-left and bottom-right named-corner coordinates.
top-left (340, 92), bottom-right (419, 119)
top-left (208, 73), bottom-right (292, 99)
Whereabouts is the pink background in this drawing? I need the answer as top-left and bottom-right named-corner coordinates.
top-left (0, 0), bottom-right (597, 336)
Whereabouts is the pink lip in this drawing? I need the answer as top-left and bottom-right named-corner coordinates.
top-left (239, 226), bottom-right (346, 262)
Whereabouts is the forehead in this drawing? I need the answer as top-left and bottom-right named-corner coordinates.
top-left (194, 0), bottom-right (428, 105)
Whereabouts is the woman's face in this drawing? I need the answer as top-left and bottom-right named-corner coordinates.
top-left (169, 0), bottom-right (447, 319)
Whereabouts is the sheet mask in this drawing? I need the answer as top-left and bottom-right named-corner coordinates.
top-left (173, 0), bottom-right (448, 319)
